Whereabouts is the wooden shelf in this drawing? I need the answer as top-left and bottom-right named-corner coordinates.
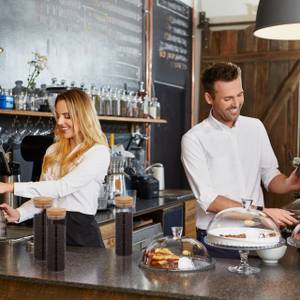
top-left (0, 109), bottom-right (167, 124)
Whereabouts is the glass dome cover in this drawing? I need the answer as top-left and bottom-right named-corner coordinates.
top-left (140, 227), bottom-right (215, 272)
top-left (206, 200), bottom-right (281, 248)
top-left (205, 199), bottom-right (284, 276)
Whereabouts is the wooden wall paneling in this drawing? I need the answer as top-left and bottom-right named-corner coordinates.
top-left (255, 62), bottom-right (269, 117)
top-left (220, 30), bottom-right (238, 56)
top-left (263, 61), bottom-right (300, 133)
top-left (270, 39), bottom-right (289, 51)
top-left (240, 63), bottom-right (256, 117)
top-left (288, 40), bottom-right (300, 50)
top-left (257, 37), bottom-right (270, 52)
top-left (237, 25), bottom-right (257, 53)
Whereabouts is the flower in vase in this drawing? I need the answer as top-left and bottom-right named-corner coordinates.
top-left (27, 52), bottom-right (48, 92)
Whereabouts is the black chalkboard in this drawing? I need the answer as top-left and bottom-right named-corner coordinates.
top-left (0, 0), bottom-right (144, 90)
top-left (151, 0), bottom-right (192, 189)
top-left (153, 0), bottom-right (192, 88)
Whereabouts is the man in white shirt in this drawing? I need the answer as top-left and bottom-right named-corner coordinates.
top-left (181, 62), bottom-right (299, 257)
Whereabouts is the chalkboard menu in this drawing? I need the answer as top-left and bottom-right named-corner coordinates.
top-left (153, 0), bottom-right (192, 88)
top-left (151, 0), bottom-right (192, 189)
top-left (0, 0), bottom-right (144, 90)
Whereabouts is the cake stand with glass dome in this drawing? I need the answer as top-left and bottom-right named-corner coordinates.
top-left (139, 226), bottom-right (215, 272)
top-left (205, 199), bottom-right (285, 275)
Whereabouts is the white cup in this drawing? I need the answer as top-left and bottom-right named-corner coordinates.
top-left (152, 164), bottom-right (165, 190)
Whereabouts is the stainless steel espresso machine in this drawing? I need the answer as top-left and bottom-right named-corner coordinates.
top-left (106, 153), bottom-right (127, 205)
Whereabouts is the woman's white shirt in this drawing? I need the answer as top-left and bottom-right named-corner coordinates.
top-left (15, 143), bottom-right (110, 223)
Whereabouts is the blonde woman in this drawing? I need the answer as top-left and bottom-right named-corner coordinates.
top-left (0, 89), bottom-right (110, 247)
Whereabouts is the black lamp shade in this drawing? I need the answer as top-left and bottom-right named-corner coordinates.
top-left (254, 0), bottom-right (300, 40)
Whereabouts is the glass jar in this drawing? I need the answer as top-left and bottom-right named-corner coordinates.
top-left (137, 96), bottom-right (144, 118)
top-left (115, 196), bottom-right (133, 256)
top-left (103, 89), bottom-right (112, 116)
top-left (12, 80), bottom-right (25, 96)
top-left (33, 197), bottom-right (53, 260)
top-left (46, 208), bottom-right (66, 272)
top-left (111, 89), bottom-right (121, 116)
top-left (131, 94), bottom-right (139, 118)
top-left (142, 95), bottom-right (149, 118)
top-left (120, 91), bottom-right (128, 117)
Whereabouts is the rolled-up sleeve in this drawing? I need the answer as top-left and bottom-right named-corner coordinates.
top-left (258, 121), bottom-right (280, 190)
top-left (181, 134), bottom-right (218, 212)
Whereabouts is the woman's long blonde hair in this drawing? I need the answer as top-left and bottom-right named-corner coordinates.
top-left (42, 88), bottom-right (107, 177)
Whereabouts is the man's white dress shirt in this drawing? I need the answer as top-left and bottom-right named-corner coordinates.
top-left (15, 143), bottom-right (110, 223)
top-left (181, 113), bottom-right (280, 230)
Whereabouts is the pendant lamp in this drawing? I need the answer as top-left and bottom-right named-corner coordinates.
top-left (254, 0), bottom-right (300, 40)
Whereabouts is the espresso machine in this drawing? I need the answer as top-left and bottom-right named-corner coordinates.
top-left (0, 145), bottom-right (21, 208)
top-left (107, 153), bottom-right (127, 205)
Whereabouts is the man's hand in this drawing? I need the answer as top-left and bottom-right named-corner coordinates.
top-left (0, 203), bottom-right (20, 223)
top-left (0, 183), bottom-right (14, 194)
top-left (285, 168), bottom-right (300, 191)
top-left (263, 208), bottom-right (298, 227)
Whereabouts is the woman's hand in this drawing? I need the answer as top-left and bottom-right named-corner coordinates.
top-left (263, 208), bottom-right (298, 227)
top-left (0, 203), bottom-right (20, 223)
top-left (0, 183), bottom-right (14, 194)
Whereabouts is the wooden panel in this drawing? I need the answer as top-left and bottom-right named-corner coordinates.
top-left (184, 199), bottom-right (196, 238)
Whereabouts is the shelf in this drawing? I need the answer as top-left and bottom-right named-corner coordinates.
top-left (0, 109), bottom-right (167, 124)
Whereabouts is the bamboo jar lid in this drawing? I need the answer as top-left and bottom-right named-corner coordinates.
top-left (47, 208), bottom-right (66, 220)
top-left (115, 196), bottom-right (133, 208)
top-left (33, 197), bottom-right (53, 209)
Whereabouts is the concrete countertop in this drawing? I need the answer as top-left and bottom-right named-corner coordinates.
top-left (0, 242), bottom-right (300, 299)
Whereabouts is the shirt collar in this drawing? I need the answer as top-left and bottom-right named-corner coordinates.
top-left (208, 110), bottom-right (240, 130)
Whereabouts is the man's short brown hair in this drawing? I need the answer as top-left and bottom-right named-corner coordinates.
top-left (201, 62), bottom-right (241, 96)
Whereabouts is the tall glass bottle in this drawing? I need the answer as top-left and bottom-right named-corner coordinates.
top-left (46, 208), bottom-right (66, 272)
top-left (115, 196), bottom-right (133, 256)
top-left (33, 197), bottom-right (53, 260)
top-left (137, 81), bottom-right (146, 99)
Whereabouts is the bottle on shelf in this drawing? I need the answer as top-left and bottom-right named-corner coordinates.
top-left (137, 81), bottom-right (146, 99)
top-left (126, 91), bottom-right (135, 118)
top-left (12, 80), bottom-right (26, 96)
top-left (98, 87), bottom-right (105, 115)
top-left (111, 89), bottom-right (121, 117)
top-left (120, 90), bottom-right (128, 117)
top-left (103, 87), bottom-right (112, 116)
top-left (149, 97), bottom-right (160, 119)
top-left (142, 95), bottom-right (149, 118)
top-left (131, 93), bottom-right (139, 118)
top-left (137, 96), bottom-right (144, 118)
